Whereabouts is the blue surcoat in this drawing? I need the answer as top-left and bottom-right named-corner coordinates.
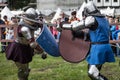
top-left (86, 17), bottom-right (115, 65)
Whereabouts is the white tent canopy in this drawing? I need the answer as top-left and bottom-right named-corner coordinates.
top-left (64, 11), bottom-right (71, 16)
top-left (1, 6), bottom-right (14, 20)
top-left (100, 7), bottom-right (115, 17)
top-left (11, 10), bottom-right (24, 16)
top-left (51, 8), bottom-right (62, 23)
top-left (76, 2), bottom-right (86, 20)
top-left (40, 10), bottom-right (54, 16)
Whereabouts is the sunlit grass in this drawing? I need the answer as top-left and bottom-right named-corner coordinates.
top-left (0, 53), bottom-right (120, 80)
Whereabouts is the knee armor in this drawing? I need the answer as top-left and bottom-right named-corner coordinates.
top-left (88, 65), bottom-right (108, 80)
top-left (18, 68), bottom-right (30, 80)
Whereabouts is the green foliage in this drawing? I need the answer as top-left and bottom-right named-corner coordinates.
top-left (8, 0), bottom-right (31, 9)
top-left (0, 53), bottom-right (120, 80)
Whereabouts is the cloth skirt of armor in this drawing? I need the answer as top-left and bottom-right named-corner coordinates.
top-left (5, 42), bottom-right (34, 64)
top-left (86, 44), bottom-right (115, 65)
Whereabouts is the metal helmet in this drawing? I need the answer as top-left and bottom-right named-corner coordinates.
top-left (22, 8), bottom-right (39, 23)
top-left (19, 8), bottom-right (41, 30)
top-left (83, 1), bottom-right (103, 17)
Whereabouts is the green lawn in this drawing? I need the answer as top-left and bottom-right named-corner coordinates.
top-left (0, 53), bottom-right (120, 80)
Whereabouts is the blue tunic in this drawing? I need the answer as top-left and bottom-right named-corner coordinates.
top-left (86, 17), bottom-right (115, 65)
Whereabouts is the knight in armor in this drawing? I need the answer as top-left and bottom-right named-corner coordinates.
top-left (58, 2), bottom-right (115, 80)
top-left (5, 8), bottom-right (47, 80)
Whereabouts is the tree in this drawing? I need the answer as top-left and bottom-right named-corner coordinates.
top-left (8, 0), bottom-right (31, 10)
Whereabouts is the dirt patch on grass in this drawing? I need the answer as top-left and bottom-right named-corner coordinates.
top-left (102, 64), bottom-right (120, 80)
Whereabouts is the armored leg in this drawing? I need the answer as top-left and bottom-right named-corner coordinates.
top-left (15, 62), bottom-right (30, 80)
top-left (41, 52), bottom-right (47, 59)
top-left (88, 64), bottom-right (108, 80)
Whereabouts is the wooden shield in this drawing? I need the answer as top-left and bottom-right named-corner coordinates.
top-left (36, 24), bottom-right (60, 57)
top-left (59, 30), bottom-right (90, 63)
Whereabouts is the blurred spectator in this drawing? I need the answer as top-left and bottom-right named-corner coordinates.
top-left (56, 12), bottom-right (69, 42)
top-left (117, 32), bottom-right (120, 57)
top-left (38, 14), bottom-right (47, 23)
top-left (6, 17), bottom-right (18, 41)
top-left (49, 26), bottom-right (58, 40)
top-left (112, 17), bottom-right (120, 57)
top-left (49, 26), bottom-right (53, 34)
top-left (3, 15), bottom-right (10, 39)
top-left (3, 15), bottom-right (9, 25)
top-left (59, 12), bottom-right (69, 22)
top-left (108, 16), bottom-right (118, 56)
top-left (115, 17), bottom-right (119, 30)
top-left (112, 30), bottom-right (120, 57)
top-left (0, 14), bottom-right (6, 53)
top-left (68, 11), bottom-right (80, 23)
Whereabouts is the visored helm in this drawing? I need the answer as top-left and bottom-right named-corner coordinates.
top-left (83, 1), bottom-right (103, 17)
top-left (20, 8), bottom-right (41, 30)
top-left (24, 8), bottom-right (39, 23)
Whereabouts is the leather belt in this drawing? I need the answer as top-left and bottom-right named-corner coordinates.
top-left (91, 41), bottom-right (109, 45)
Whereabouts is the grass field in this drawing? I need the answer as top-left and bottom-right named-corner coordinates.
top-left (0, 53), bottom-right (120, 80)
